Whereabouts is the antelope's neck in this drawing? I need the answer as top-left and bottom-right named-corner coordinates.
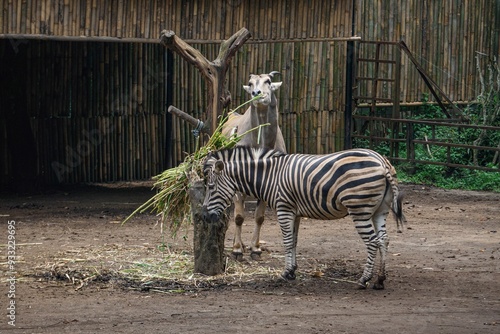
top-left (251, 103), bottom-right (278, 149)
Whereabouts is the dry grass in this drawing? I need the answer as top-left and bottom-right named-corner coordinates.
top-left (7, 240), bottom-right (361, 293)
top-left (15, 242), bottom-right (284, 293)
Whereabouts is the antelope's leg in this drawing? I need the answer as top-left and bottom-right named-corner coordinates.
top-left (232, 193), bottom-right (246, 261)
top-left (250, 200), bottom-right (266, 260)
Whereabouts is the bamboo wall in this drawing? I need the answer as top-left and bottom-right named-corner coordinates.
top-left (355, 0), bottom-right (500, 103)
top-left (0, 1), bottom-right (353, 40)
top-left (1, 0), bottom-right (498, 104)
top-left (1, 0), bottom-right (499, 184)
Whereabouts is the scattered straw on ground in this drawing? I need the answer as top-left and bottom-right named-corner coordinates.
top-left (2, 241), bottom-right (360, 293)
top-left (9, 242), bottom-right (283, 292)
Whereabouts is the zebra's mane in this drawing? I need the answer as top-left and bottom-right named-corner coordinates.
top-left (210, 145), bottom-right (286, 162)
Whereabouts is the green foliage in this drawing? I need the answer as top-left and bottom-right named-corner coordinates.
top-left (394, 93), bottom-right (500, 192)
top-left (355, 90), bottom-right (500, 192)
top-left (398, 163), bottom-right (500, 192)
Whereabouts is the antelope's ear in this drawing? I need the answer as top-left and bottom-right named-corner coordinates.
top-left (214, 160), bottom-right (225, 174)
top-left (270, 82), bottom-right (282, 91)
top-left (243, 85), bottom-right (252, 94)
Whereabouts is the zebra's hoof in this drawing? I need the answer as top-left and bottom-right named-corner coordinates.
top-left (281, 270), bottom-right (296, 280)
top-left (373, 276), bottom-right (386, 290)
top-left (232, 252), bottom-right (244, 262)
top-left (250, 251), bottom-right (262, 261)
top-left (357, 280), bottom-right (370, 289)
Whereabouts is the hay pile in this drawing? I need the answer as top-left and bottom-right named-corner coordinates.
top-left (28, 243), bottom-right (283, 292)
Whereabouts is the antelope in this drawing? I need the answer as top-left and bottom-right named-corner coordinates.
top-left (221, 71), bottom-right (286, 260)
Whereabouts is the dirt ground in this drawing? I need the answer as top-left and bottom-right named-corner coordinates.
top-left (0, 182), bottom-right (499, 334)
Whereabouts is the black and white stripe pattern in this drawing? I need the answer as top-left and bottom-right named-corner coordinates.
top-left (203, 146), bottom-right (404, 289)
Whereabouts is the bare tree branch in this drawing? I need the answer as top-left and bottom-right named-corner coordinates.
top-left (160, 30), bottom-right (215, 81)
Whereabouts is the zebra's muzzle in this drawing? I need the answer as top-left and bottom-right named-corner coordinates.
top-left (202, 207), bottom-right (220, 223)
top-left (207, 212), bottom-right (220, 223)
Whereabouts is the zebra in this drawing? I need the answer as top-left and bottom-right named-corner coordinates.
top-left (203, 146), bottom-right (405, 289)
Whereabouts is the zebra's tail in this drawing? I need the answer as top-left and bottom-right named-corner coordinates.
top-left (382, 157), bottom-right (406, 233)
top-left (393, 190), bottom-right (405, 233)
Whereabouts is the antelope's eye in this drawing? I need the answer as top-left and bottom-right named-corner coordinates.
top-left (265, 79), bottom-right (271, 85)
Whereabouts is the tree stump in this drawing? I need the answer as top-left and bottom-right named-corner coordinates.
top-left (189, 180), bottom-right (229, 275)
top-left (160, 28), bottom-right (251, 275)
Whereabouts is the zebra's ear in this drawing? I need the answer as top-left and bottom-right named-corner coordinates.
top-left (214, 160), bottom-right (224, 174)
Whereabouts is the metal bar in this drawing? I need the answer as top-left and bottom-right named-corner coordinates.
top-left (412, 139), bottom-right (500, 152)
top-left (407, 123), bottom-right (416, 172)
top-left (344, 39), bottom-right (356, 150)
top-left (357, 101), bottom-right (474, 107)
top-left (0, 33), bottom-right (361, 44)
top-left (369, 43), bottom-right (382, 148)
top-left (354, 133), bottom-right (500, 152)
top-left (165, 50), bottom-right (174, 169)
top-left (249, 36), bottom-right (362, 43)
top-left (344, 0), bottom-right (357, 150)
top-left (392, 44), bottom-right (402, 158)
top-left (353, 96), bottom-right (394, 102)
top-left (389, 157), bottom-right (500, 173)
top-left (352, 115), bottom-right (500, 131)
top-left (357, 40), bottom-right (399, 45)
top-left (168, 105), bottom-right (211, 135)
top-left (0, 33), bottom-right (162, 44)
top-left (357, 58), bottom-right (396, 64)
top-left (398, 40), bottom-right (464, 120)
top-left (352, 135), bottom-right (406, 143)
top-left (356, 77), bottom-right (395, 82)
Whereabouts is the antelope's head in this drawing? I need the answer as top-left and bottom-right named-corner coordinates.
top-left (243, 71), bottom-right (282, 106)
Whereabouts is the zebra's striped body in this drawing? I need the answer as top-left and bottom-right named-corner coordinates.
top-left (203, 146), bottom-right (404, 289)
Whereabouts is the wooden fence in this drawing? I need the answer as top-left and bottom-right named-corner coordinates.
top-left (353, 115), bottom-right (500, 173)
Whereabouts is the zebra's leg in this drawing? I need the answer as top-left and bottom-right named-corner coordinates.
top-left (232, 193), bottom-right (246, 261)
top-left (293, 216), bottom-right (301, 249)
top-left (372, 203), bottom-right (391, 290)
top-left (291, 216), bottom-right (301, 269)
top-left (250, 200), bottom-right (266, 260)
top-left (373, 228), bottom-right (389, 290)
top-left (354, 218), bottom-right (379, 289)
top-left (278, 210), bottom-right (299, 280)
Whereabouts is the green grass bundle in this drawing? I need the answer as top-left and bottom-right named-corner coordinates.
top-left (123, 95), bottom-right (267, 233)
